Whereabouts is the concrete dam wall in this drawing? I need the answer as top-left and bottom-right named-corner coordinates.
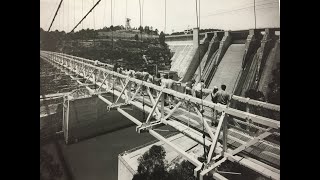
top-left (258, 39), bottom-right (280, 99)
top-left (166, 28), bottom-right (212, 82)
top-left (166, 28), bottom-right (279, 100)
top-left (233, 29), bottom-right (279, 98)
top-left (167, 42), bottom-right (194, 78)
top-left (206, 44), bottom-right (246, 94)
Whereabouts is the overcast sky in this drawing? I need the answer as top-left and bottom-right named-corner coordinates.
top-left (40, 0), bottom-right (279, 33)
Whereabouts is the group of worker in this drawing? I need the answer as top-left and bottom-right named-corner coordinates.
top-left (104, 61), bottom-right (231, 126)
top-left (186, 79), bottom-right (231, 125)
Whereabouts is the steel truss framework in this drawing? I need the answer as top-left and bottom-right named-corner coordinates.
top-left (40, 51), bottom-right (280, 180)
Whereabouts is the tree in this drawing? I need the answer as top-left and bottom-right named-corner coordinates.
top-left (159, 31), bottom-right (166, 47)
top-left (134, 34), bottom-right (139, 41)
top-left (168, 160), bottom-right (196, 180)
top-left (155, 29), bottom-right (159, 35)
top-left (168, 160), bottom-right (214, 180)
top-left (150, 26), bottom-right (153, 35)
top-left (139, 26), bottom-right (144, 33)
top-left (133, 145), bottom-right (168, 180)
top-left (145, 26), bottom-right (150, 35)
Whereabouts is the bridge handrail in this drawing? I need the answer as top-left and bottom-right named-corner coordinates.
top-left (54, 52), bottom-right (114, 68)
top-left (42, 50), bottom-right (279, 110)
top-left (41, 51), bottom-right (280, 129)
top-left (46, 51), bottom-right (279, 112)
top-left (44, 51), bottom-right (280, 111)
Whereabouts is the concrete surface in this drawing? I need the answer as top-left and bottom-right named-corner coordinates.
top-left (206, 44), bottom-right (246, 95)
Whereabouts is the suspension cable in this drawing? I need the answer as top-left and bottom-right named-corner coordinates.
top-left (70, 0), bottom-right (102, 33)
top-left (62, 0), bottom-right (64, 33)
top-left (92, 0), bottom-right (96, 47)
top-left (103, 0), bottom-right (107, 28)
top-left (113, 0), bottom-right (115, 25)
top-left (48, 0), bottom-right (64, 31)
top-left (196, 0), bottom-right (206, 160)
top-left (142, 0), bottom-right (144, 26)
top-left (125, 0), bottom-right (128, 19)
top-left (62, 0), bottom-right (64, 55)
top-left (58, 2), bottom-right (60, 31)
top-left (254, 0), bottom-right (257, 29)
top-left (73, 0), bottom-right (75, 30)
top-left (68, 0), bottom-right (69, 32)
top-left (142, 78), bottom-right (146, 121)
top-left (164, 0), bottom-right (166, 33)
top-left (82, 0), bottom-right (84, 43)
top-left (46, 0), bottom-right (60, 31)
top-left (110, 0), bottom-right (114, 50)
top-left (139, 0), bottom-right (142, 41)
top-left (111, 0), bottom-right (113, 25)
top-left (113, 70), bottom-right (115, 102)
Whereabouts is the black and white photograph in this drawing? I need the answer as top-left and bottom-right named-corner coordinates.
top-left (40, 0), bottom-right (280, 179)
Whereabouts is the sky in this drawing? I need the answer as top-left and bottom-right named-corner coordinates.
top-left (40, 0), bottom-right (280, 33)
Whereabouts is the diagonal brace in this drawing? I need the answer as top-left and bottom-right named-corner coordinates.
top-left (97, 73), bottom-right (109, 92)
top-left (194, 107), bottom-right (216, 141)
top-left (147, 88), bottom-right (161, 117)
top-left (231, 128), bottom-right (273, 156)
top-left (84, 69), bottom-right (96, 83)
top-left (162, 101), bottom-right (182, 123)
top-left (207, 112), bottom-right (226, 163)
top-left (145, 91), bottom-right (163, 123)
top-left (200, 157), bottom-right (227, 180)
top-left (114, 81), bottom-right (130, 104)
top-left (130, 85), bottom-right (141, 101)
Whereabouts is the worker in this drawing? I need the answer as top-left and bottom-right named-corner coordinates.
top-left (142, 68), bottom-right (149, 81)
top-left (113, 63), bottom-right (119, 72)
top-left (185, 80), bottom-right (193, 95)
top-left (212, 84), bottom-right (231, 121)
top-left (153, 73), bottom-right (161, 97)
top-left (154, 73), bottom-right (161, 86)
top-left (195, 79), bottom-right (205, 99)
top-left (161, 74), bottom-right (174, 109)
top-left (210, 86), bottom-right (219, 126)
top-left (215, 84), bottom-right (230, 106)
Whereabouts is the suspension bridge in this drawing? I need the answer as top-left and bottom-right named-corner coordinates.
top-left (40, 50), bottom-right (280, 180)
top-left (41, 0), bottom-right (280, 179)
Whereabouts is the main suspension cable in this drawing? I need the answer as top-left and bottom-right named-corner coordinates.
top-left (70, 0), bottom-right (102, 33)
top-left (48, 0), bottom-right (64, 31)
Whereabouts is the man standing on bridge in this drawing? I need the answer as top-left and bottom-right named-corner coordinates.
top-left (94, 60), bottom-right (99, 66)
top-left (215, 84), bottom-right (230, 106)
top-left (161, 74), bottom-right (174, 108)
top-left (212, 84), bottom-right (231, 122)
top-left (211, 86), bottom-right (219, 126)
top-left (113, 63), bottom-right (119, 72)
top-left (195, 79), bottom-right (205, 99)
